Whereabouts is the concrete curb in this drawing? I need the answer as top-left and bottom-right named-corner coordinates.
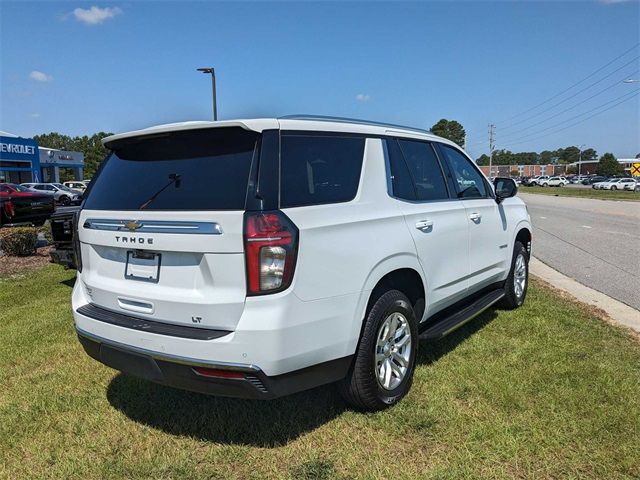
top-left (529, 256), bottom-right (640, 333)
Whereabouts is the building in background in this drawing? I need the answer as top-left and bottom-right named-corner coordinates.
top-left (0, 133), bottom-right (84, 183)
top-left (479, 158), bottom-right (637, 177)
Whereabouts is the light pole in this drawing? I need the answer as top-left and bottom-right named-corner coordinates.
top-left (197, 67), bottom-right (217, 121)
top-left (577, 143), bottom-right (585, 177)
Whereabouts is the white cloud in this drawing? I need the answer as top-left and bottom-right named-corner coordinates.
top-left (72, 6), bottom-right (122, 25)
top-left (597, 0), bottom-right (631, 4)
top-left (29, 70), bottom-right (52, 82)
top-left (356, 93), bottom-right (371, 102)
top-left (30, 113), bottom-right (41, 118)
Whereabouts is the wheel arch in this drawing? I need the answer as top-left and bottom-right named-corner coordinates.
top-left (356, 254), bottom-right (427, 327)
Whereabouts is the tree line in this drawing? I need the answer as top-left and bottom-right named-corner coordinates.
top-left (429, 118), bottom-right (632, 177)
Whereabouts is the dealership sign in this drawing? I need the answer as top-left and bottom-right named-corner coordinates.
top-left (0, 136), bottom-right (39, 163)
top-left (0, 142), bottom-right (36, 155)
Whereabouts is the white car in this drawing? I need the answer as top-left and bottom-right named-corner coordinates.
top-left (527, 175), bottom-right (549, 186)
top-left (623, 178), bottom-right (639, 191)
top-left (72, 116), bottom-right (532, 410)
top-left (64, 180), bottom-right (90, 192)
top-left (21, 182), bottom-right (82, 205)
top-left (596, 178), bottom-right (633, 190)
top-left (541, 176), bottom-right (568, 187)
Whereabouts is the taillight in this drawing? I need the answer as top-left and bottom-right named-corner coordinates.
top-left (3, 200), bottom-right (15, 219)
top-left (72, 211), bottom-right (83, 272)
top-left (244, 210), bottom-right (298, 295)
top-left (192, 367), bottom-right (245, 379)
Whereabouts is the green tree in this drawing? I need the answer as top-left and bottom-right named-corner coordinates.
top-left (596, 153), bottom-right (623, 176)
top-left (581, 148), bottom-right (597, 162)
top-left (476, 154), bottom-right (490, 166)
top-left (430, 119), bottom-right (466, 147)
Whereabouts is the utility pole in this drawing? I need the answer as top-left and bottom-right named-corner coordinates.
top-left (488, 124), bottom-right (496, 178)
top-left (577, 144), bottom-right (585, 177)
top-left (197, 67), bottom-right (218, 121)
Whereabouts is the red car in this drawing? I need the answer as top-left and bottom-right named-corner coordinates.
top-left (0, 183), bottom-right (55, 227)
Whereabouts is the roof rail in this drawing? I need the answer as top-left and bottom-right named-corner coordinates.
top-left (279, 114), bottom-right (432, 135)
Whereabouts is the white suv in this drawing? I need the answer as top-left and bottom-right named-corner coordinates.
top-left (72, 117), bottom-right (532, 410)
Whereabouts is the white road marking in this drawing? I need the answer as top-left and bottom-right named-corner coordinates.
top-left (539, 216), bottom-right (547, 219)
top-left (582, 225), bottom-right (592, 229)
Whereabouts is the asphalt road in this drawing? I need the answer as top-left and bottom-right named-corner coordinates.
top-left (519, 192), bottom-right (640, 311)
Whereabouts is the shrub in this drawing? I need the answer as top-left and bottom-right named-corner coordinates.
top-left (0, 227), bottom-right (39, 256)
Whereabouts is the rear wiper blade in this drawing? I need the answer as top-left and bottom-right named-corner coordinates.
top-left (139, 173), bottom-right (181, 210)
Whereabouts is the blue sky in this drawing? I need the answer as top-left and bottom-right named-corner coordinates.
top-left (1, 1), bottom-right (639, 159)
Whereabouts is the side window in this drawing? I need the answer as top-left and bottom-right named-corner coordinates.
top-left (386, 139), bottom-right (417, 200)
top-left (280, 134), bottom-right (365, 208)
top-left (439, 145), bottom-right (488, 199)
top-left (397, 140), bottom-right (449, 201)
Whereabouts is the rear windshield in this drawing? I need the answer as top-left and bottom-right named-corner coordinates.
top-left (84, 128), bottom-right (259, 210)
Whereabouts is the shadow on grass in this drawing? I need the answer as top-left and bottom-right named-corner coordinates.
top-left (417, 309), bottom-right (499, 366)
top-left (106, 374), bottom-right (346, 447)
top-left (60, 276), bottom-right (76, 288)
top-left (107, 308), bottom-right (499, 446)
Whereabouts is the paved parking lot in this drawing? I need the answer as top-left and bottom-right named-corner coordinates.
top-left (519, 192), bottom-right (640, 310)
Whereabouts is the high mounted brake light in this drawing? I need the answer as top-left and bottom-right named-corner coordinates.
top-left (244, 211), bottom-right (298, 295)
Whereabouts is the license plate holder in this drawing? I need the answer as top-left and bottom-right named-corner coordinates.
top-left (125, 250), bottom-right (161, 283)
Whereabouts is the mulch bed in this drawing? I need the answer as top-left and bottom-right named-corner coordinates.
top-left (0, 246), bottom-right (54, 278)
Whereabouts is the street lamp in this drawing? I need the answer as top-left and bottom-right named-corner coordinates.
top-left (197, 67), bottom-right (218, 121)
top-left (577, 144), bottom-right (586, 177)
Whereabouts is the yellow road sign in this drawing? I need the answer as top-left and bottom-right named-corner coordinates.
top-left (631, 163), bottom-right (640, 177)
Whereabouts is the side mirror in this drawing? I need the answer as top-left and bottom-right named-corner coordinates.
top-left (493, 177), bottom-right (517, 204)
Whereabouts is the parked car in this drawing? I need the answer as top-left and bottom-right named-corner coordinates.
top-left (599, 178), bottom-right (637, 190)
top-left (541, 176), bottom-right (568, 187)
top-left (526, 175), bottom-right (549, 186)
top-left (49, 206), bottom-right (81, 268)
top-left (593, 178), bottom-right (625, 190)
top-left (72, 117), bottom-right (532, 411)
top-left (21, 182), bottom-right (83, 205)
top-left (623, 178), bottom-right (639, 191)
top-left (63, 180), bottom-right (90, 192)
top-left (583, 176), bottom-right (607, 185)
top-left (570, 175), bottom-right (588, 184)
top-left (0, 183), bottom-right (55, 227)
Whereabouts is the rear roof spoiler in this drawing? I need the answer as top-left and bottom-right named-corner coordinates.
top-left (102, 119), bottom-right (279, 149)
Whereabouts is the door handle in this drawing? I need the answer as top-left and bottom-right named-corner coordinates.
top-left (415, 220), bottom-right (433, 230)
top-left (469, 212), bottom-right (482, 221)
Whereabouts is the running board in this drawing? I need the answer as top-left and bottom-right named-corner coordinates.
top-left (419, 288), bottom-right (505, 341)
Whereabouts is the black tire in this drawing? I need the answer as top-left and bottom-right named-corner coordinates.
top-left (499, 241), bottom-right (529, 310)
top-left (611, 186), bottom-right (617, 190)
top-left (340, 290), bottom-right (418, 411)
top-left (59, 195), bottom-right (70, 205)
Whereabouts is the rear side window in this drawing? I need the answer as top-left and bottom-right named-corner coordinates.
top-left (397, 140), bottom-right (449, 201)
top-left (84, 128), bottom-right (259, 210)
top-left (280, 134), bottom-right (365, 208)
top-left (439, 144), bottom-right (488, 199)
top-left (386, 139), bottom-right (417, 200)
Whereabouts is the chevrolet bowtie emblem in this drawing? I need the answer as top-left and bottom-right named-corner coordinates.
top-left (125, 221), bottom-right (142, 231)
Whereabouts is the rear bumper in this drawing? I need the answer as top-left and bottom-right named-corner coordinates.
top-left (77, 328), bottom-right (352, 400)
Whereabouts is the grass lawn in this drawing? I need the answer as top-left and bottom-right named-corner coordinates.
top-left (1, 265), bottom-right (639, 479)
top-left (521, 185), bottom-right (640, 201)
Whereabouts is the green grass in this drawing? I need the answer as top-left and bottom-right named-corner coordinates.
top-left (1, 265), bottom-right (640, 479)
top-left (521, 185), bottom-right (640, 201)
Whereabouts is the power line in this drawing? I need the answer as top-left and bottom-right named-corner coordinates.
top-left (495, 42), bottom-right (639, 124)
top-left (499, 68), bottom-right (639, 142)
top-left (498, 54), bottom-right (640, 131)
top-left (499, 90), bottom-right (639, 148)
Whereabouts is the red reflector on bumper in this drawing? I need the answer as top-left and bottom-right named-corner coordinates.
top-left (192, 367), bottom-right (245, 379)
